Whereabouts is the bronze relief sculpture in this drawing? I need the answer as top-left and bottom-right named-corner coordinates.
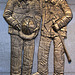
top-left (37, 0), bottom-right (73, 75)
top-left (3, 0), bottom-right (41, 75)
top-left (3, 0), bottom-right (73, 75)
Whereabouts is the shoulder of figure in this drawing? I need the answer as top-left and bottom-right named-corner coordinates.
top-left (57, 0), bottom-right (67, 3)
top-left (6, 0), bottom-right (19, 7)
top-left (51, 0), bottom-right (67, 5)
top-left (7, 0), bottom-right (18, 4)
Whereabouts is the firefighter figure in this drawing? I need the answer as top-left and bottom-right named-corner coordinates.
top-left (37, 0), bottom-right (73, 75)
top-left (3, 0), bottom-right (41, 75)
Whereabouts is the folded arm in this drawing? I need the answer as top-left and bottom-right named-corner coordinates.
top-left (52, 0), bottom-right (73, 31)
top-left (3, 0), bottom-right (21, 30)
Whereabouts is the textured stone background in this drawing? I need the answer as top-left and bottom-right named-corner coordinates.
top-left (0, 0), bottom-right (75, 75)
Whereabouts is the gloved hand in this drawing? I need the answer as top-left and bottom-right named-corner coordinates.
top-left (52, 23), bottom-right (60, 32)
top-left (14, 24), bottom-right (21, 31)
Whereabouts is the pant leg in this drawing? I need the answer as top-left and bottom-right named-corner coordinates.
top-left (22, 39), bottom-right (35, 75)
top-left (10, 35), bottom-right (23, 75)
top-left (53, 36), bottom-right (65, 75)
top-left (37, 36), bottom-right (52, 75)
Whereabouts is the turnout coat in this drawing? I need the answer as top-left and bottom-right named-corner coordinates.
top-left (40, 0), bottom-right (73, 38)
top-left (3, 0), bottom-right (41, 39)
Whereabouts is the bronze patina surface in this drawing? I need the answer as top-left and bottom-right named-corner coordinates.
top-left (3, 0), bottom-right (73, 75)
top-left (37, 0), bottom-right (73, 75)
top-left (3, 0), bottom-right (41, 75)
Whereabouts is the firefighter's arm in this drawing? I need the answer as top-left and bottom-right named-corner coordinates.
top-left (52, 0), bottom-right (73, 31)
top-left (3, 0), bottom-right (21, 30)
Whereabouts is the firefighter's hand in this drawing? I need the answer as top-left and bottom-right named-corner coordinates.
top-left (52, 24), bottom-right (59, 32)
top-left (15, 24), bottom-right (21, 31)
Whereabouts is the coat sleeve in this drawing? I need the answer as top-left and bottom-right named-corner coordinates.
top-left (53, 0), bottom-right (73, 31)
top-left (3, 0), bottom-right (20, 28)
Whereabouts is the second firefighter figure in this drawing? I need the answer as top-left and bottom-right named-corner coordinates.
top-left (37, 0), bottom-right (73, 75)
